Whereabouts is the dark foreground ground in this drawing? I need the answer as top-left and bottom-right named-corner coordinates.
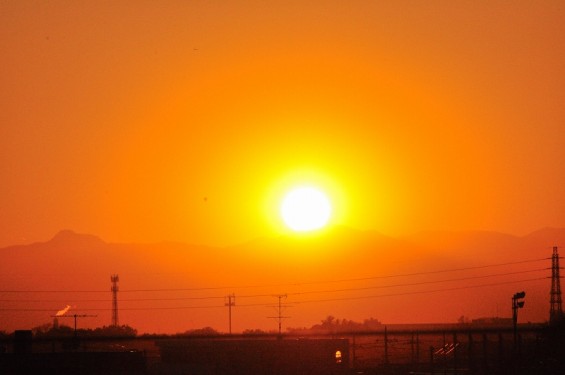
top-left (1, 324), bottom-right (564, 374)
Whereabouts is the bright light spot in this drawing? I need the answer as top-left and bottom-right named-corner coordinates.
top-left (280, 187), bottom-right (332, 232)
top-left (335, 350), bottom-right (342, 363)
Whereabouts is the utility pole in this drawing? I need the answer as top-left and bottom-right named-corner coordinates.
top-left (225, 293), bottom-right (235, 334)
top-left (512, 291), bottom-right (526, 349)
top-left (111, 275), bottom-right (119, 327)
top-left (51, 314), bottom-right (97, 338)
top-left (384, 326), bottom-right (389, 365)
top-left (268, 294), bottom-right (290, 337)
top-left (550, 246), bottom-right (563, 325)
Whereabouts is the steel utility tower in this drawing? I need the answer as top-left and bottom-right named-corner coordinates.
top-left (111, 274), bottom-right (119, 327)
top-left (550, 246), bottom-right (563, 324)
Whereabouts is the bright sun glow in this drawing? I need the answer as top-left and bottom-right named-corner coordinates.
top-left (280, 187), bottom-right (332, 232)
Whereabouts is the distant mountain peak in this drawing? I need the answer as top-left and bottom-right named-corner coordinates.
top-left (522, 227), bottom-right (565, 247)
top-left (524, 227), bottom-right (565, 237)
top-left (49, 230), bottom-right (106, 247)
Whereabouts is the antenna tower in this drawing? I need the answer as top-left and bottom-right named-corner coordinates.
top-left (550, 246), bottom-right (563, 324)
top-left (111, 274), bottom-right (119, 327)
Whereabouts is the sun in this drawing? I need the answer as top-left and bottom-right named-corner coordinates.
top-left (280, 186), bottom-right (332, 232)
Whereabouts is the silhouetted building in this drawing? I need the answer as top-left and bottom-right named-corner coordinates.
top-left (0, 331), bottom-right (146, 375)
top-left (157, 338), bottom-right (349, 375)
top-left (13, 331), bottom-right (32, 355)
top-left (0, 351), bottom-right (146, 375)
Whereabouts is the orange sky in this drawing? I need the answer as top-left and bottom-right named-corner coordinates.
top-left (2, 1), bottom-right (565, 248)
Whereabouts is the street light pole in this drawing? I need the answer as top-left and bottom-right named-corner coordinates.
top-left (512, 291), bottom-right (525, 349)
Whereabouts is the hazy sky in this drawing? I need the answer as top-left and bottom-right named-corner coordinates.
top-left (1, 1), bottom-right (564, 247)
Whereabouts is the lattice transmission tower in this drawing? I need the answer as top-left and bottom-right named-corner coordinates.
top-left (111, 274), bottom-right (119, 327)
top-left (550, 246), bottom-right (563, 325)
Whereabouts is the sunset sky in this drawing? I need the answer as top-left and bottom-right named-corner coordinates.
top-left (1, 1), bottom-right (565, 334)
top-left (2, 1), bottom-right (564, 248)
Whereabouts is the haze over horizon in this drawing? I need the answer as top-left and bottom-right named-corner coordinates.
top-left (1, 227), bottom-right (562, 334)
top-left (3, 225), bottom-right (565, 248)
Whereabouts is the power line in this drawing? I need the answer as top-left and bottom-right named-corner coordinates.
top-left (291, 277), bottom-right (548, 305)
top-left (0, 257), bottom-right (547, 294)
top-left (0, 296), bottom-right (226, 303)
top-left (0, 267), bottom-right (548, 303)
top-left (0, 276), bottom-right (548, 312)
top-left (286, 268), bottom-right (548, 297)
top-left (281, 258), bottom-right (549, 286)
top-left (0, 305), bottom-right (226, 312)
top-left (119, 257), bottom-right (549, 292)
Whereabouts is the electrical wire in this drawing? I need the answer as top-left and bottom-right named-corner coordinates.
top-left (291, 277), bottom-right (548, 305)
top-left (0, 257), bottom-right (548, 294)
top-left (286, 268), bottom-right (547, 297)
top-left (0, 276), bottom-right (547, 312)
top-left (0, 267), bottom-right (547, 303)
